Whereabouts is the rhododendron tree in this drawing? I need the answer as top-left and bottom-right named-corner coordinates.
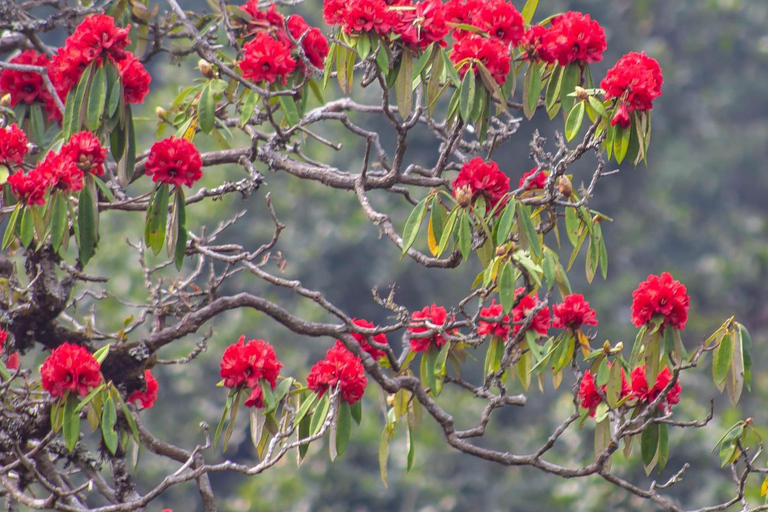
top-left (0, 2), bottom-right (762, 512)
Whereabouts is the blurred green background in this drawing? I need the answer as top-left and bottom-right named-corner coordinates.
top-left (57, 0), bottom-right (768, 510)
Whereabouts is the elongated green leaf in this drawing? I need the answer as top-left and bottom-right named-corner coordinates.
top-left (294, 392), bottom-right (318, 428)
top-left (77, 186), bottom-right (96, 265)
top-left (614, 125), bottom-right (631, 164)
top-left (65, 63), bottom-right (94, 138)
top-left (145, 183), bottom-right (170, 255)
top-left (545, 64), bottom-right (563, 118)
top-left (396, 51), bottom-right (414, 118)
top-left (278, 93), bottom-right (300, 127)
top-left (20, 207), bottom-right (34, 248)
top-left (401, 198), bottom-right (429, 256)
top-left (2, 205), bottom-right (21, 250)
top-left (310, 393), bottom-right (330, 436)
top-left (458, 210), bottom-right (472, 261)
top-left (713, 333), bottom-right (732, 389)
top-left (738, 323), bottom-right (753, 392)
top-left (588, 96), bottom-right (609, 118)
top-left (606, 361), bottom-right (622, 407)
top-left (240, 89), bottom-right (260, 126)
top-left (421, 346), bottom-right (438, 396)
top-left (459, 70), bottom-right (475, 122)
top-left (86, 64), bottom-right (107, 131)
top-left (198, 82), bottom-right (215, 133)
top-left (523, 62), bottom-right (542, 119)
top-left (565, 101), bottom-right (585, 141)
top-left (437, 208), bottom-right (458, 256)
top-left (495, 200), bottom-right (515, 246)
top-left (516, 202), bottom-right (541, 259)
top-left (50, 193), bottom-right (68, 252)
top-left (658, 423), bottom-right (669, 471)
top-left (412, 44), bottom-right (436, 81)
top-left (560, 63), bottom-right (580, 117)
top-left (63, 395), bottom-right (81, 452)
top-left (335, 401), bottom-right (353, 458)
top-left (498, 262), bottom-right (516, 314)
top-left (379, 428), bottom-right (391, 487)
top-left (102, 395), bottom-right (118, 454)
top-left (641, 423), bottom-right (659, 474)
top-left (174, 189), bottom-right (187, 270)
top-left (521, 0), bottom-right (539, 23)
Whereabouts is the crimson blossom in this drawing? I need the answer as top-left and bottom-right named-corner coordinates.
top-left (127, 370), bottom-right (159, 409)
top-left (630, 365), bottom-right (682, 413)
top-left (61, 131), bottom-right (107, 177)
top-left (0, 51), bottom-right (62, 121)
top-left (518, 168), bottom-right (547, 191)
top-left (219, 336), bottom-right (283, 390)
top-left (40, 342), bottom-right (103, 398)
top-left (578, 366), bottom-right (630, 417)
top-left (630, 272), bottom-right (689, 331)
top-left (473, 0), bottom-right (525, 46)
top-left (534, 12), bottom-right (606, 66)
top-left (407, 304), bottom-right (452, 353)
top-left (601, 51), bottom-right (663, 128)
top-left (477, 300), bottom-right (511, 339)
top-left (116, 51), bottom-right (152, 104)
top-left (307, 341), bottom-right (368, 405)
top-left (452, 157), bottom-right (511, 210)
top-left (287, 15), bottom-right (331, 68)
top-left (240, 33), bottom-right (297, 85)
top-left (0, 124), bottom-right (29, 168)
top-left (392, 0), bottom-right (450, 50)
top-left (349, 318), bottom-right (388, 360)
top-left (37, 151), bottom-right (84, 193)
top-left (144, 137), bottom-right (203, 188)
top-left (7, 169), bottom-right (49, 206)
top-left (552, 294), bottom-right (598, 330)
top-left (0, 329), bottom-right (19, 371)
top-left (511, 287), bottom-right (550, 336)
top-left (450, 34), bottom-right (511, 86)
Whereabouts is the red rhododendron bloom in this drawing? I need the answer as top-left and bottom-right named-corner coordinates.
top-left (128, 369), bottom-right (159, 409)
top-left (553, 294), bottom-right (598, 330)
top-left (116, 52), bottom-right (152, 104)
top-left (0, 124), bottom-right (29, 168)
top-left (349, 318), bottom-right (388, 360)
top-left (341, 0), bottom-right (396, 35)
top-left (519, 25), bottom-right (548, 62)
top-left (630, 272), bottom-right (689, 330)
top-left (61, 131), bottom-right (107, 177)
top-left (537, 12), bottom-right (606, 66)
top-left (219, 336), bottom-right (283, 389)
top-left (601, 52), bottom-right (663, 128)
top-left (474, 0), bottom-right (525, 46)
top-left (444, 0), bottom-right (482, 38)
top-left (408, 304), bottom-right (452, 353)
top-left (7, 169), bottom-right (49, 206)
top-left (244, 385), bottom-right (265, 408)
top-left (518, 168), bottom-right (547, 190)
top-left (40, 342), bottom-right (103, 398)
top-left (450, 34), bottom-right (511, 86)
top-left (630, 365), bottom-right (681, 413)
top-left (287, 15), bottom-right (330, 68)
top-left (0, 51), bottom-right (59, 120)
top-left (145, 137), bottom-right (203, 188)
top-left (37, 151), bottom-right (84, 193)
top-left (323, 0), bottom-right (349, 26)
top-left (452, 158), bottom-right (510, 210)
top-left (394, 0), bottom-right (450, 49)
top-left (307, 341), bottom-right (368, 404)
top-left (240, 33), bottom-right (297, 85)
top-left (579, 366), bottom-right (630, 416)
top-left (512, 287), bottom-right (550, 336)
top-left (0, 329), bottom-right (18, 371)
top-left (477, 300), bottom-right (511, 339)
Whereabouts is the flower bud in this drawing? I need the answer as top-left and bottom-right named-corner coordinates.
top-left (198, 59), bottom-right (215, 79)
top-left (602, 340), bottom-right (611, 354)
top-left (557, 175), bottom-right (572, 198)
top-left (574, 86), bottom-right (589, 102)
top-left (386, 394), bottom-right (395, 407)
top-left (0, 94), bottom-right (11, 108)
top-left (455, 184), bottom-right (473, 208)
top-left (155, 106), bottom-right (167, 120)
top-left (495, 243), bottom-right (508, 257)
top-left (611, 342), bottom-right (623, 353)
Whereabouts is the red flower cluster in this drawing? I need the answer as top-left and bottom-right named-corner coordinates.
top-left (349, 318), bottom-right (388, 360)
top-left (37, 151), bottom-right (84, 193)
top-left (553, 294), bottom-right (598, 330)
top-left (473, 0), bottom-right (525, 46)
top-left (630, 366), bottom-right (681, 413)
top-left (511, 287), bottom-right (550, 336)
top-left (328, 0), bottom-right (395, 36)
top-left (144, 137), bottom-right (203, 188)
top-left (450, 34), bottom-right (511, 86)
top-left (0, 124), bottom-right (29, 168)
top-left (601, 52), bottom-right (663, 128)
top-left (518, 168), bottom-right (547, 191)
top-left (61, 131), bottom-right (107, 177)
top-left (578, 366), bottom-right (630, 417)
top-left (452, 157), bottom-right (510, 210)
top-left (307, 341), bottom-right (368, 404)
top-left (0, 329), bottom-right (19, 371)
top-left (127, 369), bottom-right (159, 409)
top-left (393, 0), bottom-right (450, 50)
top-left (41, 342), bottom-right (103, 398)
top-left (240, 33), bottom-right (297, 85)
top-left (408, 304), bottom-right (451, 353)
top-left (220, 336), bottom-right (282, 389)
top-left (0, 51), bottom-right (62, 121)
top-left (8, 168), bottom-right (50, 206)
top-left (630, 272), bottom-right (689, 331)
top-left (523, 12), bottom-right (606, 66)
top-left (477, 300), bottom-right (510, 339)
top-left (48, 14), bottom-right (149, 104)
top-left (287, 15), bottom-right (331, 68)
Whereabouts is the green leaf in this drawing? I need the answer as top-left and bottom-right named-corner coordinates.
top-left (458, 210), bottom-right (472, 261)
top-left (658, 423), bottom-right (669, 471)
top-left (379, 428), bottom-right (391, 488)
top-left (249, 406), bottom-right (265, 451)
top-left (523, 62), bottom-right (542, 119)
top-left (614, 124), bottom-right (631, 164)
top-left (278, 93), bottom-right (300, 127)
top-left (77, 185), bottom-right (97, 265)
top-left (499, 262), bottom-right (516, 314)
top-left (545, 64), bottom-right (563, 118)
top-left (240, 89), bottom-right (260, 127)
top-left (145, 183), bottom-right (170, 255)
top-left (350, 399), bottom-right (362, 425)
top-left (483, 337), bottom-right (504, 378)
top-left (323, 42), bottom-right (337, 89)
top-left (412, 44), bottom-right (436, 81)
top-left (713, 333), bottom-right (732, 390)
top-left (334, 401), bottom-right (353, 458)
top-left (20, 207), bottom-right (34, 248)
top-left (64, 63), bottom-right (94, 138)
top-left (223, 388), bottom-right (242, 452)
top-left (542, 248), bottom-right (556, 289)
top-left (564, 206), bottom-right (580, 247)
top-left (29, 103), bottom-right (45, 145)
top-left (406, 423), bottom-right (416, 472)
top-left (401, 197), bottom-right (429, 256)
top-left (495, 200), bottom-right (515, 246)
top-left (112, 387), bottom-right (139, 442)
top-left (565, 101), bottom-right (585, 141)
top-left (310, 393), bottom-right (330, 437)
top-left (437, 208), bottom-right (459, 256)
top-left (108, 77), bottom-right (123, 119)
top-left (588, 96), bottom-right (609, 118)
top-left (594, 418), bottom-right (611, 461)
top-left (560, 63), bottom-right (580, 118)
top-left (516, 202), bottom-right (541, 259)
top-left (174, 188), bottom-right (187, 270)
top-left (641, 422), bottom-right (659, 475)
top-left (86, 64), bottom-right (107, 131)
top-left (459, 70), bottom-right (475, 122)
top-left (101, 395), bottom-right (118, 454)
top-left (396, 51), bottom-right (414, 119)
top-left (294, 392), bottom-right (318, 427)
top-left (606, 360), bottom-right (622, 407)
top-left (198, 82), bottom-right (216, 133)
top-left (421, 346), bottom-right (438, 396)
top-left (63, 395), bottom-right (81, 452)
top-left (738, 323), bottom-right (753, 392)
top-left (2, 205), bottom-right (21, 250)
top-left (521, 0), bottom-right (539, 23)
